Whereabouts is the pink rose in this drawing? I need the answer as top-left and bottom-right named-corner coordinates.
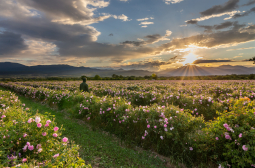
top-left (45, 123), bottom-right (49, 127)
top-left (27, 118), bottom-right (32, 123)
top-left (23, 133), bottom-right (27, 137)
top-left (22, 158), bottom-right (27, 163)
top-left (147, 125), bottom-right (150, 128)
top-left (53, 153), bottom-right (59, 158)
top-left (53, 127), bottom-right (59, 132)
top-left (215, 137), bottom-right (219, 140)
top-left (46, 120), bottom-right (51, 124)
top-left (154, 126), bottom-right (157, 129)
top-left (225, 135), bottom-right (231, 139)
top-left (37, 123), bottom-right (42, 128)
top-left (42, 132), bottom-right (47, 136)
top-left (242, 145), bottom-right (248, 151)
top-left (62, 137), bottom-right (68, 143)
top-left (239, 133), bottom-right (242, 138)
top-left (53, 133), bottom-right (58, 137)
top-left (28, 145), bottom-right (34, 151)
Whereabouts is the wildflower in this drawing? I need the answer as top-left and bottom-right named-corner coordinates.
top-left (62, 137), bottom-right (68, 143)
top-left (46, 120), bottom-right (51, 124)
top-left (53, 133), bottom-right (58, 137)
top-left (23, 133), bottom-right (27, 137)
top-left (54, 127), bottom-right (59, 131)
top-left (189, 147), bottom-right (193, 151)
top-left (164, 124), bottom-right (167, 128)
top-left (38, 148), bottom-right (43, 153)
top-left (1, 115), bottom-right (6, 118)
top-left (53, 153), bottom-right (59, 158)
top-left (160, 136), bottom-right (163, 140)
top-left (239, 133), bottom-right (242, 138)
top-left (37, 123), bottom-right (42, 128)
top-left (216, 137), bottom-right (219, 140)
top-left (87, 117), bottom-right (90, 120)
top-left (225, 135), bottom-right (231, 140)
top-left (27, 118), bottom-right (32, 123)
top-left (223, 123), bottom-right (228, 128)
top-left (42, 132), bottom-right (47, 136)
top-left (218, 164), bottom-right (224, 168)
top-left (154, 126), bottom-right (157, 129)
top-left (147, 125), bottom-right (150, 128)
top-left (25, 108), bottom-right (29, 111)
top-left (45, 123), bottom-right (49, 127)
top-left (35, 116), bottom-right (41, 123)
top-left (22, 158), bottom-right (27, 163)
top-left (242, 145), bottom-right (248, 151)
top-left (170, 127), bottom-right (174, 130)
top-left (23, 145), bottom-right (27, 151)
top-left (28, 145), bottom-right (34, 151)
top-left (142, 136), bottom-right (145, 139)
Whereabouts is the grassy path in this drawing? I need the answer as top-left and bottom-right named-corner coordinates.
top-left (0, 87), bottom-right (170, 168)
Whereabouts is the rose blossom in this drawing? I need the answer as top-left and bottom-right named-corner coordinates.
top-left (27, 118), bottom-right (32, 123)
top-left (62, 137), bottom-right (68, 143)
top-left (42, 132), bottom-right (47, 136)
top-left (35, 116), bottom-right (41, 123)
top-left (28, 145), bottom-right (34, 151)
top-left (22, 158), bottom-right (27, 163)
top-left (54, 127), bottom-right (59, 132)
top-left (53, 153), bottom-right (59, 158)
top-left (37, 123), bottom-right (42, 128)
top-left (53, 133), bottom-right (58, 137)
top-left (242, 145), bottom-right (248, 151)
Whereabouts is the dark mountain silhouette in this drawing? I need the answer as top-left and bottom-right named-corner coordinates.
top-left (0, 62), bottom-right (255, 77)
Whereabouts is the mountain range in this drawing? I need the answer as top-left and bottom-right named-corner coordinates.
top-left (0, 62), bottom-right (255, 77)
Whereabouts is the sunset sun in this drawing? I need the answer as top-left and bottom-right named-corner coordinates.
top-left (181, 53), bottom-right (200, 65)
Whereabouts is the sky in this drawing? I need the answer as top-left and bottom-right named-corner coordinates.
top-left (0, 0), bottom-right (255, 72)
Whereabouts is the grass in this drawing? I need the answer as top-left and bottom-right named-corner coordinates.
top-left (0, 86), bottom-right (173, 168)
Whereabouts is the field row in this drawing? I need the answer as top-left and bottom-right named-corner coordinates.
top-left (1, 81), bottom-right (255, 167)
top-left (0, 89), bottom-right (91, 167)
top-left (12, 80), bottom-right (255, 120)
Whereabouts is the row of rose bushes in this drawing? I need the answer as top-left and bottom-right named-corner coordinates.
top-left (0, 90), bottom-right (91, 167)
top-left (10, 81), bottom-right (255, 121)
top-left (1, 82), bottom-right (255, 167)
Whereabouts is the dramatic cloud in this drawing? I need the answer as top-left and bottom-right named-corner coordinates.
top-left (200, 0), bottom-right (239, 16)
top-left (164, 0), bottom-right (184, 5)
top-left (227, 46), bottom-right (255, 51)
top-left (242, 0), bottom-right (255, 6)
top-left (193, 59), bottom-right (233, 64)
top-left (232, 7), bottom-right (255, 18)
top-left (186, 10), bottom-right (243, 24)
top-left (156, 23), bottom-right (255, 54)
top-left (198, 21), bottom-right (235, 33)
top-left (121, 30), bottom-right (172, 46)
top-left (0, 31), bottom-right (28, 56)
top-left (112, 56), bottom-right (178, 71)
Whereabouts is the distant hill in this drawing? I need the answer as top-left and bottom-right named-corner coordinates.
top-left (0, 62), bottom-right (255, 77)
top-left (0, 62), bottom-right (153, 77)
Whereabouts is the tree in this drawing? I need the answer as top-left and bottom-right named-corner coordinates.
top-left (94, 75), bottom-right (101, 80)
top-left (151, 73), bottom-right (158, 80)
top-left (249, 56), bottom-right (255, 64)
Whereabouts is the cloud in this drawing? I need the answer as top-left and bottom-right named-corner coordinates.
top-left (226, 46), bottom-right (255, 51)
top-left (186, 10), bottom-right (243, 24)
top-left (200, 0), bottom-right (239, 16)
top-left (164, 0), bottom-right (184, 5)
top-left (137, 17), bottom-right (154, 21)
top-left (180, 24), bottom-right (187, 27)
top-left (121, 30), bottom-right (172, 46)
top-left (232, 7), bottom-right (255, 18)
top-left (109, 33), bottom-right (113, 36)
top-left (156, 23), bottom-right (255, 54)
top-left (120, 0), bottom-right (128, 2)
top-left (139, 22), bottom-right (154, 25)
top-left (192, 59), bottom-right (234, 64)
top-left (242, 0), bottom-right (255, 6)
top-left (198, 21), bottom-right (235, 33)
top-left (0, 31), bottom-right (28, 56)
top-left (111, 57), bottom-right (178, 71)
top-left (233, 56), bottom-right (243, 58)
top-left (112, 14), bottom-right (131, 21)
